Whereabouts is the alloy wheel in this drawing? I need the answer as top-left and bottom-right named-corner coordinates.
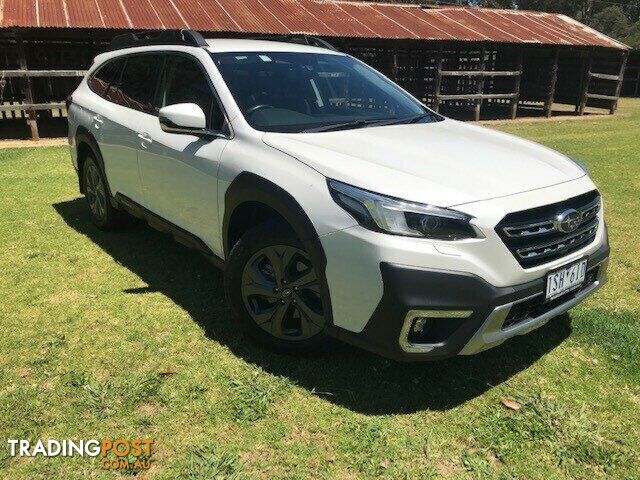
top-left (85, 162), bottom-right (107, 220)
top-left (241, 245), bottom-right (325, 341)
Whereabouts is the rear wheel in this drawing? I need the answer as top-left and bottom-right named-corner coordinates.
top-left (225, 222), bottom-right (328, 352)
top-left (82, 156), bottom-right (122, 230)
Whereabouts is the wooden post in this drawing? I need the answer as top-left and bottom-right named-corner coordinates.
top-left (575, 55), bottom-right (585, 113)
top-left (578, 49), bottom-right (593, 116)
top-left (474, 46), bottom-right (485, 121)
top-left (610, 52), bottom-right (628, 114)
top-left (510, 47), bottom-right (524, 119)
top-left (0, 77), bottom-right (5, 121)
top-left (544, 47), bottom-right (559, 118)
top-left (14, 30), bottom-right (39, 140)
top-left (391, 45), bottom-right (399, 83)
top-left (635, 69), bottom-right (640, 98)
top-left (433, 46), bottom-right (444, 113)
top-left (0, 50), bottom-right (6, 120)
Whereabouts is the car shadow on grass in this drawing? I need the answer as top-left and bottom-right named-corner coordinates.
top-left (54, 198), bottom-right (572, 414)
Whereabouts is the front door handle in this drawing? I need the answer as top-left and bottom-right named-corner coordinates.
top-left (137, 132), bottom-right (152, 148)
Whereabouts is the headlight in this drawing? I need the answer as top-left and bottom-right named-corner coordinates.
top-left (328, 180), bottom-right (482, 240)
top-left (568, 156), bottom-right (589, 174)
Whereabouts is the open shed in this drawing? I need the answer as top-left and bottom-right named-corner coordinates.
top-left (622, 50), bottom-right (640, 97)
top-left (0, 0), bottom-right (630, 139)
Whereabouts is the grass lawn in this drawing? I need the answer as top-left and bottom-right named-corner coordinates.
top-left (1, 100), bottom-right (639, 479)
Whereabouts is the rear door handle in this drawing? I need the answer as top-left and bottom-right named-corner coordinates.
top-left (92, 115), bottom-right (104, 129)
top-left (137, 132), bottom-right (152, 148)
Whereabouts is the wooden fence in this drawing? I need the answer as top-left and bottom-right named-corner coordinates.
top-left (622, 50), bottom-right (640, 97)
top-left (0, 28), bottom-right (629, 140)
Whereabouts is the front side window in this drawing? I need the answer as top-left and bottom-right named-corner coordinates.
top-left (114, 54), bottom-right (164, 114)
top-left (158, 55), bottom-right (226, 131)
top-left (211, 52), bottom-right (441, 133)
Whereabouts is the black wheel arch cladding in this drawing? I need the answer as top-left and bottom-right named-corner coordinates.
top-left (223, 172), bottom-right (334, 327)
top-left (75, 127), bottom-right (113, 198)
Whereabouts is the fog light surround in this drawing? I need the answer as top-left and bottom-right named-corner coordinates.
top-left (399, 310), bottom-right (473, 353)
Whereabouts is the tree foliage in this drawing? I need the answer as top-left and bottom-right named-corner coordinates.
top-left (590, 5), bottom-right (633, 40)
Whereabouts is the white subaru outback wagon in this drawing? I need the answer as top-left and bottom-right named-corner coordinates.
top-left (67, 30), bottom-right (609, 361)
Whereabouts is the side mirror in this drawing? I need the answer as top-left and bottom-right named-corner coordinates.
top-left (159, 103), bottom-right (207, 135)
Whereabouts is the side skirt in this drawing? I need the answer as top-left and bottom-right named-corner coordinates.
top-left (113, 193), bottom-right (225, 270)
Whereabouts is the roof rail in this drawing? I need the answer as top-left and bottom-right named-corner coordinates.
top-left (108, 29), bottom-right (208, 51)
top-left (251, 35), bottom-right (339, 52)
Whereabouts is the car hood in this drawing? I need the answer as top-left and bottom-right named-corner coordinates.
top-left (262, 119), bottom-right (585, 207)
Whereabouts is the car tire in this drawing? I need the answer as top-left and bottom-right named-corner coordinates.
top-left (81, 156), bottom-right (124, 230)
top-left (225, 221), bottom-right (329, 353)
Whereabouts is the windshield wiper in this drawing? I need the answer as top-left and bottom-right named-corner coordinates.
top-left (375, 113), bottom-right (434, 126)
top-left (302, 118), bottom-right (389, 133)
top-left (302, 113), bottom-right (436, 133)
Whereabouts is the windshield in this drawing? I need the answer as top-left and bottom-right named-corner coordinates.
top-left (211, 52), bottom-right (442, 133)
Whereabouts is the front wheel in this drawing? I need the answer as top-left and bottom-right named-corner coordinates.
top-left (225, 222), bottom-right (328, 353)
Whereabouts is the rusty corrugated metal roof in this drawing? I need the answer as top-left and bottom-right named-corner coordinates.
top-left (0, 0), bottom-right (628, 49)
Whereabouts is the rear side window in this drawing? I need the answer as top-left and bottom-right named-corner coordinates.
top-left (113, 54), bottom-right (164, 114)
top-left (87, 59), bottom-right (124, 97)
top-left (159, 54), bottom-right (225, 131)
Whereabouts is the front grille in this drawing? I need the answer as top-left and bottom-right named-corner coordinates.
top-left (496, 190), bottom-right (600, 268)
top-left (502, 267), bottom-right (599, 329)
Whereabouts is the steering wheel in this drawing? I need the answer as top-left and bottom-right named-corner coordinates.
top-left (245, 104), bottom-right (274, 116)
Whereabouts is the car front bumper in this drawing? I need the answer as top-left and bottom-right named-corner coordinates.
top-left (326, 239), bottom-right (609, 362)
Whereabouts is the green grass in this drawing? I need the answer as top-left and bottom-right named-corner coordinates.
top-left (1, 99), bottom-right (639, 479)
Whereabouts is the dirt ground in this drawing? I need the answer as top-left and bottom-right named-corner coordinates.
top-left (0, 138), bottom-right (68, 149)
